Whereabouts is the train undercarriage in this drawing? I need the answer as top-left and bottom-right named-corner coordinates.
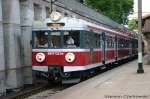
top-left (34, 55), bottom-right (137, 84)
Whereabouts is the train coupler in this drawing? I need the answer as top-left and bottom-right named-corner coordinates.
top-left (48, 65), bottom-right (71, 80)
top-left (48, 65), bottom-right (62, 81)
top-left (48, 65), bottom-right (61, 74)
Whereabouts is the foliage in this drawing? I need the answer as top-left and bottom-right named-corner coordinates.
top-left (83, 0), bottom-right (134, 24)
top-left (128, 19), bottom-right (138, 30)
top-left (79, 0), bottom-right (84, 3)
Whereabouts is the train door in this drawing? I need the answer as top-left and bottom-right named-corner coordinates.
top-left (93, 33), bottom-right (101, 63)
top-left (112, 36), bottom-right (116, 61)
top-left (115, 36), bottom-right (118, 61)
top-left (102, 32), bottom-right (106, 64)
top-left (90, 31), bottom-right (94, 64)
top-left (129, 40), bottom-right (132, 57)
top-left (83, 31), bottom-right (93, 64)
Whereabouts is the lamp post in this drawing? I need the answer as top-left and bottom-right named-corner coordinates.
top-left (137, 0), bottom-right (144, 73)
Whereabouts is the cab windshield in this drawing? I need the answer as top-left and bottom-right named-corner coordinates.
top-left (32, 30), bottom-right (80, 49)
top-left (63, 31), bottom-right (80, 48)
top-left (33, 31), bottom-right (49, 48)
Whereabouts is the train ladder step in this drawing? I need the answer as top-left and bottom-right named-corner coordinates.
top-left (101, 66), bottom-right (106, 70)
top-left (62, 78), bottom-right (80, 84)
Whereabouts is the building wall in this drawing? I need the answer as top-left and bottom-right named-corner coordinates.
top-left (20, 0), bottom-right (34, 85)
top-left (20, 0), bottom-right (51, 84)
top-left (142, 17), bottom-right (150, 64)
top-left (0, 0), bottom-right (6, 95)
top-left (0, 0), bottom-right (51, 95)
top-left (2, 0), bottom-right (23, 90)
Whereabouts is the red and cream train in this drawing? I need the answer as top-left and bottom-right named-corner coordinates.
top-left (32, 12), bottom-right (137, 83)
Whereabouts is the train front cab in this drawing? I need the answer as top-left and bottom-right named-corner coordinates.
top-left (32, 30), bottom-right (104, 82)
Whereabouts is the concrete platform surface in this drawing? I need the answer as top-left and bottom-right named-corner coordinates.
top-left (47, 59), bottom-right (150, 99)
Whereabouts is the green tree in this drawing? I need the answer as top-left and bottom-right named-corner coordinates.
top-left (83, 0), bottom-right (133, 24)
top-left (128, 19), bottom-right (138, 30)
top-left (79, 0), bottom-right (84, 3)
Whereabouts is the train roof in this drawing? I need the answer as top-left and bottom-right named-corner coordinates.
top-left (33, 17), bottom-right (87, 30)
top-left (33, 16), bottom-right (137, 40)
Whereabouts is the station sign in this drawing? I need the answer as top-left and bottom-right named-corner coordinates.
top-left (47, 23), bottom-right (65, 27)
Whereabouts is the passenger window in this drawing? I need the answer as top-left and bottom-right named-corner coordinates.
top-left (94, 33), bottom-right (101, 48)
top-left (111, 37), bottom-right (115, 48)
top-left (120, 38), bottom-right (124, 48)
top-left (118, 38), bottom-right (122, 48)
top-left (106, 36), bottom-right (114, 48)
top-left (83, 32), bottom-right (90, 48)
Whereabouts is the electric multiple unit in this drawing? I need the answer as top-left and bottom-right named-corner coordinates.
top-left (32, 12), bottom-right (137, 83)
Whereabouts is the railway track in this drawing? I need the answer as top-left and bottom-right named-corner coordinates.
top-left (25, 85), bottom-right (69, 99)
top-left (1, 82), bottom-right (71, 99)
top-left (22, 63), bottom-right (126, 99)
top-left (0, 59), bottom-right (135, 99)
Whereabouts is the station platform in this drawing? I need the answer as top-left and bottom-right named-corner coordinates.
top-left (47, 57), bottom-right (150, 99)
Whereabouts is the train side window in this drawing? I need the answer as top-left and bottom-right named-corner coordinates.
top-left (106, 36), bottom-right (113, 48)
top-left (121, 39), bottom-right (124, 48)
top-left (126, 40), bottom-right (129, 48)
top-left (123, 39), bottom-right (127, 48)
top-left (64, 31), bottom-right (80, 48)
top-left (110, 37), bottom-right (113, 48)
top-left (105, 36), bottom-right (108, 48)
top-left (121, 38), bottom-right (125, 48)
top-left (120, 38), bottom-right (123, 48)
top-left (83, 32), bottom-right (90, 48)
top-left (118, 38), bottom-right (123, 48)
top-left (118, 38), bottom-right (120, 48)
top-left (112, 37), bottom-right (115, 48)
top-left (33, 31), bottom-right (49, 48)
top-left (94, 33), bottom-right (101, 48)
top-left (124, 40), bottom-right (127, 48)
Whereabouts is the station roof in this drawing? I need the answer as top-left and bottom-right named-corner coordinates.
top-left (142, 14), bottom-right (150, 33)
top-left (142, 14), bottom-right (150, 19)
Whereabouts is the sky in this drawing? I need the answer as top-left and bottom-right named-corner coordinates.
top-left (129, 0), bottom-right (150, 19)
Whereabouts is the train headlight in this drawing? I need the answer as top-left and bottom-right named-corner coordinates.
top-left (36, 53), bottom-right (45, 62)
top-left (65, 53), bottom-right (75, 63)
